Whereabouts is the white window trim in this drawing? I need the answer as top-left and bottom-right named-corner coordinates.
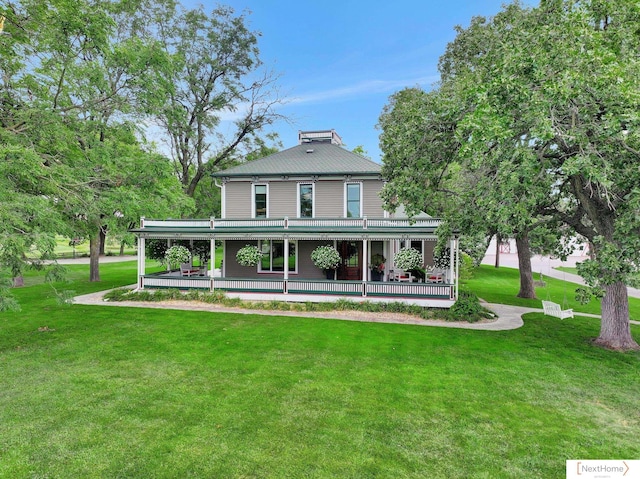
top-left (344, 181), bottom-right (363, 218)
top-left (252, 183), bottom-right (269, 219)
top-left (297, 182), bottom-right (315, 218)
top-left (257, 239), bottom-right (298, 274)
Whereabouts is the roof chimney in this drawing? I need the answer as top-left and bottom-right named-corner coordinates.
top-left (298, 129), bottom-right (343, 145)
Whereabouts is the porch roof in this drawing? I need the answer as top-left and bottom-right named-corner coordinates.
top-left (130, 217), bottom-right (451, 241)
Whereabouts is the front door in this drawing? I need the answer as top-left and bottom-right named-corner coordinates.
top-left (337, 241), bottom-right (362, 280)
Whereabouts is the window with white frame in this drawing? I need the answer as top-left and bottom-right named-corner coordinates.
top-left (345, 182), bottom-right (362, 218)
top-left (259, 240), bottom-right (297, 273)
top-left (298, 183), bottom-right (314, 218)
top-left (253, 184), bottom-right (268, 218)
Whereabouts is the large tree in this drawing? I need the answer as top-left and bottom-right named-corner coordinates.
top-left (380, 0), bottom-right (640, 350)
top-left (135, 3), bottom-right (285, 197)
top-left (0, 0), bottom-right (192, 282)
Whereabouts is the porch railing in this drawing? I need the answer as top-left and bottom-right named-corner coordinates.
top-left (140, 217), bottom-right (442, 230)
top-left (141, 274), bottom-right (455, 300)
top-left (142, 275), bottom-right (211, 290)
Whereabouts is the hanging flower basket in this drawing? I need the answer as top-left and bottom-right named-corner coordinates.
top-left (236, 244), bottom-right (262, 267)
top-left (164, 245), bottom-right (192, 269)
top-left (311, 245), bottom-right (341, 271)
top-left (394, 247), bottom-right (423, 271)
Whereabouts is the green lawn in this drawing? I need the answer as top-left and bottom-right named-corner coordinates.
top-left (1, 263), bottom-right (639, 478)
top-left (554, 266), bottom-right (579, 275)
top-left (465, 265), bottom-right (640, 321)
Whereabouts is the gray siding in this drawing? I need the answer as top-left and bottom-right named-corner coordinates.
top-left (315, 181), bottom-right (343, 217)
top-left (269, 182), bottom-right (297, 218)
top-left (362, 180), bottom-right (384, 217)
top-left (224, 178), bottom-right (385, 219)
top-left (424, 241), bottom-right (436, 267)
top-left (298, 241), bottom-right (332, 279)
top-left (223, 240), bottom-right (331, 279)
top-left (225, 182), bottom-right (251, 218)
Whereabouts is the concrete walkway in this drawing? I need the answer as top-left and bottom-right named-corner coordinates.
top-left (73, 288), bottom-right (600, 331)
top-left (67, 253), bottom-right (639, 330)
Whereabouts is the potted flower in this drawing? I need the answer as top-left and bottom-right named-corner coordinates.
top-left (369, 253), bottom-right (386, 281)
top-left (164, 245), bottom-right (192, 270)
top-left (311, 245), bottom-right (341, 279)
top-left (236, 244), bottom-right (263, 267)
top-left (394, 247), bottom-right (423, 281)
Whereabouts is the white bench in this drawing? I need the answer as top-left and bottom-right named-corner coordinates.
top-left (542, 300), bottom-right (574, 319)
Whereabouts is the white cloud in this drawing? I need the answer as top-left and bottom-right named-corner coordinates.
top-left (288, 75), bottom-right (439, 105)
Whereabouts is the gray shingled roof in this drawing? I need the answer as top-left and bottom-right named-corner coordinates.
top-left (212, 143), bottom-right (382, 177)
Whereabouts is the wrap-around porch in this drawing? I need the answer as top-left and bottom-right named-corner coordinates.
top-left (132, 217), bottom-right (460, 308)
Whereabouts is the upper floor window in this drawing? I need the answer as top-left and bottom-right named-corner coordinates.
top-left (298, 183), bottom-right (314, 218)
top-left (253, 184), bottom-right (268, 218)
top-left (345, 182), bottom-right (362, 218)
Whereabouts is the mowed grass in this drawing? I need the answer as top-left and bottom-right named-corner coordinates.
top-left (466, 265), bottom-right (640, 321)
top-left (0, 263), bottom-right (639, 478)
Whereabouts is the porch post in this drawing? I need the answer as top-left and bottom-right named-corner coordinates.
top-left (362, 239), bottom-right (368, 296)
top-left (283, 237), bottom-right (289, 294)
top-left (455, 236), bottom-right (460, 300)
top-left (210, 237), bottom-right (215, 292)
top-left (449, 238), bottom-right (455, 285)
top-left (137, 236), bottom-right (145, 289)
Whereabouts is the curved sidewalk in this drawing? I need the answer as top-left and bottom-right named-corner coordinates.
top-left (74, 289), bottom-right (553, 331)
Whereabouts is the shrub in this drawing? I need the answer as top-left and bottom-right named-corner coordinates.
top-left (236, 244), bottom-right (262, 267)
top-left (146, 239), bottom-right (169, 262)
top-left (394, 247), bottom-right (423, 271)
top-left (459, 252), bottom-right (475, 281)
top-left (448, 289), bottom-right (493, 323)
top-left (311, 245), bottom-right (341, 270)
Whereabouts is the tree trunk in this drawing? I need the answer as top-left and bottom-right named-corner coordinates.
top-left (99, 226), bottom-right (107, 256)
top-left (494, 234), bottom-right (500, 268)
top-left (119, 240), bottom-right (125, 256)
top-left (595, 281), bottom-right (639, 351)
top-left (13, 276), bottom-right (24, 287)
top-left (89, 229), bottom-right (101, 282)
top-left (516, 233), bottom-right (537, 299)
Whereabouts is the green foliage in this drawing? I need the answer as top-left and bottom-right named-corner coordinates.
top-left (0, 274), bottom-right (20, 312)
top-left (393, 247), bottom-right (423, 271)
top-left (459, 252), bottom-right (475, 281)
top-left (310, 245), bottom-right (341, 270)
top-left (433, 247), bottom-right (451, 269)
top-left (370, 253), bottom-right (386, 272)
top-left (448, 289), bottom-right (493, 323)
top-left (236, 245), bottom-right (262, 267)
top-left (191, 241), bottom-right (212, 263)
top-left (379, 0), bottom-right (640, 348)
top-left (146, 240), bottom-right (168, 262)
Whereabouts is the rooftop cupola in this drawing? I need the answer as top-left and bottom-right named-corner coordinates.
top-left (298, 129), bottom-right (343, 145)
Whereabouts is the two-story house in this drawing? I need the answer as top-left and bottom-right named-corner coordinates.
top-left (131, 130), bottom-right (460, 307)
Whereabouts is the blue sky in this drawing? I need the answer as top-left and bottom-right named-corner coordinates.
top-left (190, 0), bottom-right (520, 163)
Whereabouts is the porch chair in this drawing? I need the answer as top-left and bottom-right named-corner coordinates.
top-left (425, 268), bottom-right (445, 283)
top-left (180, 263), bottom-right (200, 277)
top-left (390, 270), bottom-right (414, 282)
